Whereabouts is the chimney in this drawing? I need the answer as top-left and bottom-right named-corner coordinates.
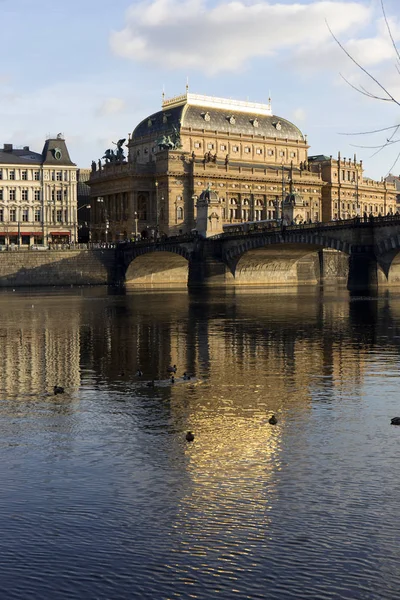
top-left (3, 144), bottom-right (13, 152)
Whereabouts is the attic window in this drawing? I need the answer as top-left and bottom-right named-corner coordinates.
top-left (274, 121), bottom-right (282, 131)
top-left (202, 111), bottom-right (211, 122)
top-left (228, 115), bottom-right (236, 125)
top-left (147, 119), bottom-right (153, 127)
top-left (163, 113), bottom-right (171, 124)
top-left (252, 118), bottom-right (259, 128)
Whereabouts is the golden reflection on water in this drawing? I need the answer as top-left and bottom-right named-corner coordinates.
top-left (0, 293), bottom-right (82, 397)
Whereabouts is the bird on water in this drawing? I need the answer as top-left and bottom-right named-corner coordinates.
top-left (54, 386), bottom-right (64, 395)
top-left (268, 415), bottom-right (278, 425)
top-left (391, 417), bottom-right (400, 425)
top-left (186, 431), bottom-right (195, 442)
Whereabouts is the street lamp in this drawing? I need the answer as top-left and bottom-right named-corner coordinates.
top-left (353, 173), bottom-right (360, 217)
top-left (77, 204), bottom-right (91, 212)
top-left (97, 197), bottom-right (109, 242)
top-left (280, 163), bottom-right (286, 222)
top-left (155, 180), bottom-right (159, 231)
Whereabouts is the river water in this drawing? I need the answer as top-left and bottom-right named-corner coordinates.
top-left (0, 285), bottom-right (399, 600)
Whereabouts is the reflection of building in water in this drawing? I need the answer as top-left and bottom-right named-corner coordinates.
top-left (0, 298), bottom-right (81, 396)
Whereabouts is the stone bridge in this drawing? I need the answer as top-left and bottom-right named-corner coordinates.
top-left (116, 216), bottom-right (400, 291)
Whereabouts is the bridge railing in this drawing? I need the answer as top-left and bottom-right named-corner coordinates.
top-left (215, 214), bottom-right (400, 240)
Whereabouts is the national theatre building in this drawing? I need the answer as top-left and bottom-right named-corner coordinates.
top-left (88, 91), bottom-right (397, 240)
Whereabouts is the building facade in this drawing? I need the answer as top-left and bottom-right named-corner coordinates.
top-left (88, 92), bottom-right (397, 240)
top-left (0, 135), bottom-right (78, 246)
top-left (309, 154), bottom-right (397, 220)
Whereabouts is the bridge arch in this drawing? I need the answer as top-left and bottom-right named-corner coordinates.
top-left (222, 233), bottom-right (351, 286)
top-left (124, 245), bottom-right (191, 285)
top-left (223, 232), bottom-right (351, 264)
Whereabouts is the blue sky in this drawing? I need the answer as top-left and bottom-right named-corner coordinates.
top-left (1, 0), bottom-right (400, 180)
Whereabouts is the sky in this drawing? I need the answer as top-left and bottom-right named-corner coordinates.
top-left (1, 0), bottom-right (400, 180)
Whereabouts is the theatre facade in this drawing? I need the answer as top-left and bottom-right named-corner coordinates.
top-left (88, 92), bottom-right (397, 241)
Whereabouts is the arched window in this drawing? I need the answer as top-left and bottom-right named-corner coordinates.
top-left (177, 206), bottom-right (183, 220)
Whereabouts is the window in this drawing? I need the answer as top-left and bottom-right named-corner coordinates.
top-left (279, 151), bottom-right (285, 157)
top-left (22, 190), bottom-right (28, 201)
top-left (22, 170), bottom-right (27, 181)
top-left (34, 190), bottom-right (41, 201)
top-left (10, 208), bottom-right (16, 221)
top-left (232, 146), bottom-right (239, 152)
top-left (207, 143), bottom-right (214, 150)
top-left (51, 172), bottom-right (55, 181)
top-left (9, 170), bottom-right (15, 180)
top-left (56, 172), bottom-right (62, 181)
top-left (256, 148), bottom-right (262, 155)
top-left (268, 149), bottom-right (274, 156)
top-left (177, 206), bottom-right (183, 220)
top-left (244, 147), bottom-right (251, 153)
top-left (9, 189), bottom-right (16, 201)
top-left (34, 171), bottom-right (40, 181)
top-left (64, 189), bottom-right (68, 199)
top-left (290, 152), bottom-right (296, 158)
top-left (64, 171), bottom-right (68, 181)
top-left (220, 144), bottom-right (227, 151)
top-left (194, 142), bottom-right (201, 149)
top-left (51, 189), bottom-right (55, 201)
top-left (144, 148), bottom-right (148, 154)
top-left (64, 209), bottom-right (68, 223)
top-left (57, 190), bottom-right (62, 201)
top-left (22, 209), bottom-right (29, 222)
top-left (56, 210), bottom-right (62, 222)
top-left (0, 209), bottom-right (3, 222)
top-left (0, 170), bottom-right (2, 180)
top-left (34, 209), bottom-right (41, 222)
top-left (0, 190), bottom-right (2, 200)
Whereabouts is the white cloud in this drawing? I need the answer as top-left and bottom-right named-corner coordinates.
top-left (97, 97), bottom-right (126, 116)
top-left (110, 0), bottom-right (372, 74)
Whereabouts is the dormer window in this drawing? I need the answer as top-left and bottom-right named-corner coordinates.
top-left (228, 115), bottom-right (236, 125)
top-left (252, 118), bottom-right (259, 128)
top-left (163, 113), bottom-right (170, 124)
top-left (147, 119), bottom-right (153, 127)
top-left (274, 121), bottom-right (282, 131)
top-left (202, 111), bottom-right (211, 122)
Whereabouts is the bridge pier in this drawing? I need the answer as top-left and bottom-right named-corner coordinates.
top-left (347, 250), bottom-right (378, 292)
top-left (188, 240), bottom-right (234, 287)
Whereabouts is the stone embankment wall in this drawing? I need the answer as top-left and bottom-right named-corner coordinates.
top-left (0, 250), bottom-right (116, 287)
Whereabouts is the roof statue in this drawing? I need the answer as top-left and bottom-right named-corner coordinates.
top-left (102, 138), bottom-right (126, 164)
top-left (156, 125), bottom-right (182, 150)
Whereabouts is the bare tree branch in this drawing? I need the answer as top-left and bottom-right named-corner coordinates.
top-left (339, 124), bottom-right (400, 136)
top-left (385, 149), bottom-right (400, 177)
top-left (327, 20), bottom-right (400, 108)
top-left (381, 0), bottom-right (400, 64)
top-left (339, 73), bottom-right (392, 101)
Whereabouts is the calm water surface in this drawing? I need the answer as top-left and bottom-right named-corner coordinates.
top-left (0, 286), bottom-right (399, 599)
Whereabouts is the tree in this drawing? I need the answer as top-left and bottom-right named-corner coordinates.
top-left (328, 0), bottom-right (400, 173)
